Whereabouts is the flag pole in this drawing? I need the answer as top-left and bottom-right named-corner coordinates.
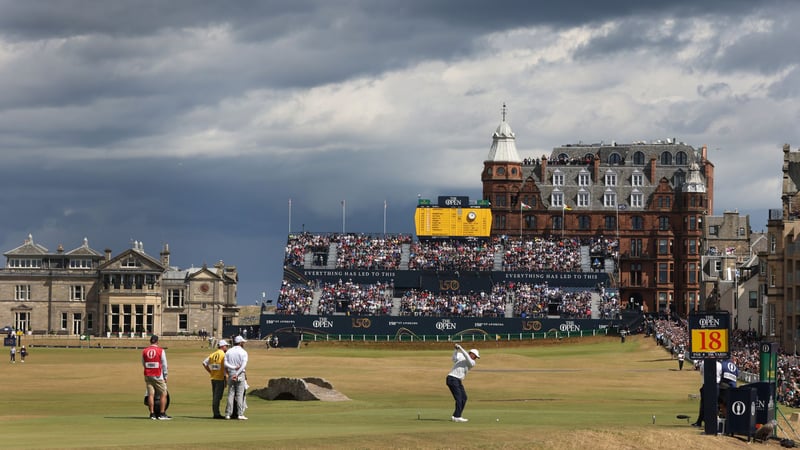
top-left (342, 200), bottom-right (346, 234)
top-left (519, 201), bottom-right (523, 239)
top-left (561, 205), bottom-right (565, 239)
top-left (288, 198), bottom-right (292, 234)
top-left (383, 200), bottom-right (387, 236)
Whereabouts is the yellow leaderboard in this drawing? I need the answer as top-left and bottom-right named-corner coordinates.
top-left (414, 207), bottom-right (492, 238)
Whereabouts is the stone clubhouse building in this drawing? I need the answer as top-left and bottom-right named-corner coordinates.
top-left (0, 235), bottom-right (238, 337)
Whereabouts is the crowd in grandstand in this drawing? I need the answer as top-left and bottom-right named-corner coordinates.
top-left (407, 240), bottom-right (495, 271)
top-left (335, 234), bottom-right (411, 270)
top-left (399, 286), bottom-right (506, 317)
top-left (277, 232), bottom-right (626, 321)
top-left (500, 238), bottom-right (581, 272)
top-left (317, 280), bottom-right (393, 316)
top-left (276, 280), bottom-right (314, 315)
top-left (284, 232), bottom-right (619, 274)
top-left (284, 233), bottom-right (332, 267)
top-left (275, 278), bottom-right (619, 320)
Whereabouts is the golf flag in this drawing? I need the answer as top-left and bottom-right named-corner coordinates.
top-left (563, 204), bottom-right (572, 211)
top-left (520, 202), bottom-right (532, 210)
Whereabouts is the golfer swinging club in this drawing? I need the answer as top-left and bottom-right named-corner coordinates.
top-left (446, 343), bottom-right (480, 422)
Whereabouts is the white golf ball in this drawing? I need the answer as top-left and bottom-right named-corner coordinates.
top-left (496, 418), bottom-right (500, 422)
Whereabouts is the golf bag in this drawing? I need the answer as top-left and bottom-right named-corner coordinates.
top-left (143, 390), bottom-right (170, 412)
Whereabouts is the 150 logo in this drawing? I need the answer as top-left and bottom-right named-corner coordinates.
top-left (439, 280), bottom-right (460, 291)
top-left (352, 318), bottom-right (372, 328)
top-left (522, 321), bottom-right (542, 331)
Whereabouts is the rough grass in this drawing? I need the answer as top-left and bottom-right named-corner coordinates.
top-left (0, 334), bottom-right (795, 449)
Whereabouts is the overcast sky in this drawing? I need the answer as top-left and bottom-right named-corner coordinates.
top-left (0, 0), bottom-right (796, 303)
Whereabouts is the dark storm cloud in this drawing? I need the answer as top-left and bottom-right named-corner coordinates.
top-left (710, 15), bottom-right (800, 75)
top-left (0, 0), bottom-right (795, 301)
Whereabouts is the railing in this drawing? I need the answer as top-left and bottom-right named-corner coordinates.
top-left (299, 327), bottom-right (611, 342)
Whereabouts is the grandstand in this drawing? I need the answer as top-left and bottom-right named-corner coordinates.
top-left (263, 232), bottom-right (632, 337)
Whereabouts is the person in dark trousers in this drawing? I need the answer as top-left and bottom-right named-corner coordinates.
top-left (718, 359), bottom-right (738, 416)
top-left (202, 339), bottom-right (229, 419)
top-left (446, 344), bottom-right (480, 422)
top-left (692, 360), bottom-right (721, 427)
top-left (677, 348), bottom-right (685, 370)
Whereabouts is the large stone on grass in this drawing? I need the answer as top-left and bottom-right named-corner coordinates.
top-left (251, 377), bottom-right (349, 401)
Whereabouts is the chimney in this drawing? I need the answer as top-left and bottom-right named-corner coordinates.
top-left (593, 154), bottom-right (600, 182)
top-left (540, 155), bottom-right (547, 179)
top-left (104, 248), bottom-right (112, 261)
top-left (649, 157), bottom-right (658, 182)
top-left (160, 243), bottom-right (170, 268)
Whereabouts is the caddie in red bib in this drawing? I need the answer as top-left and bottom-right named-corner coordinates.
top-left (142, 335), bottom-right (171, 420)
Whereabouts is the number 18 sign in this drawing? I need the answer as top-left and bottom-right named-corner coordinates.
top-left (688, 312), bottom-right (731, 360)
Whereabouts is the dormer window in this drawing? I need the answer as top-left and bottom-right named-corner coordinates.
top-left (551, 190), bottom-right (564, 207)
top-left (630, 190), bottom-right (643, 208)
top-left (604, 170), bottom-right (617, 186)
top-left (552, 170), bottom-right (564, 186)
top-left (631, 171), bottom-right (643, 187)
top-left (578, 170), bottom-right (590, 187)
top-left (603, 189), bottom-right (617, 208)
top-left (577, 189), bottom-right (590, 207)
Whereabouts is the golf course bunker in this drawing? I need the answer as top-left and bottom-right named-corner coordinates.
top-left (252, 377), bottom-right (350, 401)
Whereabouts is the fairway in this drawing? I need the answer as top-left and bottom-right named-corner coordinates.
top-left (1, 335), bottom-right (792, 449)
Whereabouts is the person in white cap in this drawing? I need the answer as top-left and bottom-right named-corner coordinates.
top-left (446, 344), bottom-right (480, 422)
top-left (224, 336), bottom-right (249, 420)
top-left (202, 339), bottom-right (229, 419)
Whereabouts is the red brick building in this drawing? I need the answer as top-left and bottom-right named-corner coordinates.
top-left (481, 116), bottom-right (714, 317)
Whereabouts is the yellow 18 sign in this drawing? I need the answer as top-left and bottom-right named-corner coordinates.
top-left (690, 328), bottom-right (729, 354)
top-left (688, 312), bottom-right (731, 360)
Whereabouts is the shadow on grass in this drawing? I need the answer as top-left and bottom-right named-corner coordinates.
top-left (106, 416), bottom-right (223, 420)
